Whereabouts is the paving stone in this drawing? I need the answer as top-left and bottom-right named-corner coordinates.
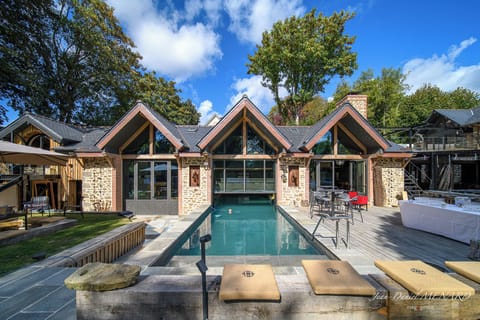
top-left (0, 268), bottom-right (61, 297)
top-left (45, 299), bottom-right (76, 320)
top-left (36, 268), bottom-right (77, 286)
top-left (7, 311), bottom-right (52, 320)
top-left (25, 286), bottom-right (75, 312)
top-left (0, 286), bottom-right (56, 319)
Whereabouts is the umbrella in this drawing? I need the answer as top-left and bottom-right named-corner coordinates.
top-left (0, 140), bottom-right (68, 166)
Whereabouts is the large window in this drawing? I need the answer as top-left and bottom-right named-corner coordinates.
top-left (312, 127), bottom-right (363, 155)
top-left (214, 160), bottom-right (275, 193)
top-left (123, 126), bottom-right (175, 155)
top-left (213, 123), bottom-right (275, 155)
top-left (124, 160), bottom-right (178, 200)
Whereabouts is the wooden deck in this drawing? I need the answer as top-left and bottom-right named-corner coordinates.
top-left (283, 205), bottom-right (471, 274)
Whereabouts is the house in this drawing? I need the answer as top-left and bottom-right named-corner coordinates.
top-left (407, 107), bottom-right (480, 192)
top-left (0, 94), bottom-right (410, 215)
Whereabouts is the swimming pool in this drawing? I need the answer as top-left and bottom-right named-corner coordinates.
top-left (152, 196), bottom-right (325, 269)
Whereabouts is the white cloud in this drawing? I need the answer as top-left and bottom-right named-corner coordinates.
top-left (106, 0), bottom-right (222, 82)
top-left (198, 100), bottom-right (217, 124)
top-left (403, 37), bottom-right (480, 94)
top-left (227, 75), bottom-right (287, 113)
top-left (225, 0), bottom-right (305, 44)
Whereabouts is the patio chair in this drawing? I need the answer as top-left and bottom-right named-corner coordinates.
top-left (26, 196), bottom-right (51, 216)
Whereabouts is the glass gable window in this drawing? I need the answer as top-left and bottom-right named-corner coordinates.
top-left (247, 124), bottom-right (275, 155)
top-left (124, 160), bottom-right (178, 200)
top-left (154, 129), bottom-right (175, 154)
top-left (214, 126), bottom-right (242, 154)
top-left (312, 130), bottom-right (333, 155)
top-left (214, 160), bottom-right (275, 193)
top-left (123, 127), bottom-right (149, 154)
top-left (213, 123), bottom-right (276, 155)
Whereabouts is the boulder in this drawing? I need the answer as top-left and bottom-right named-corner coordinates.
top-left (65, 262), bottom-right (141, 291)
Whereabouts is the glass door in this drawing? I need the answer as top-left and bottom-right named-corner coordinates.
top-left (350, 160), bottom-right (366, 193)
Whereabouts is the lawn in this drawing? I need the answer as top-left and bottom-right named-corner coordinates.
top-left (0, 213), bottom-right (131, 276)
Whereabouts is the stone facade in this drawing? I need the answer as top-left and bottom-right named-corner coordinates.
top-left (373, 158), bottom-right (405, 207)
top-left (279, 158), bottom-right (308, 207)
top-left (82, 158), bottom-right (113, 212)
top-left (180, 158), bottom-right (210, 215)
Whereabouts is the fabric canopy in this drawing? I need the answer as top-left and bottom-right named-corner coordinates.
top-left (0, 140), bottom-right (68, 166)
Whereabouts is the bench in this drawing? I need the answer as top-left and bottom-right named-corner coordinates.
top-left (24, 196), bottom-right (51, 216)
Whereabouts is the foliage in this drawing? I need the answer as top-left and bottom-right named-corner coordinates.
top-left (332, 68), bottom-right (408, 128)
top-left (134, 72), bottom-right (200, 125)
top-left (248, 9), bottom-right (357, 124)
top-left (0, 0), bottom-right (199, 126)
top-left (0, 213), bottom-right (130, 276)
top-left (300, 96), bottom-right (332, 125)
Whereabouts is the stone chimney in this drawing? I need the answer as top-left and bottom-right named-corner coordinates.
top-left (336, 93), bottom-right (368, 119)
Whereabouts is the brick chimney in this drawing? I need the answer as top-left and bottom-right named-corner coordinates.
top-left (336, 94), bottom-right (368, 119)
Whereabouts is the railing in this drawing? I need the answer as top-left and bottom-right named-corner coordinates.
top-left (39, 222), bottom-right (146, 267)
top-left (412, 136), bottom-right (479, 151)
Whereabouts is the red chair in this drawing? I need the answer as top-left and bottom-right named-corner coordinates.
top-left (350, 195), bottom-right (368, 222)
top-left (348, 191), bottom-right (358, 199)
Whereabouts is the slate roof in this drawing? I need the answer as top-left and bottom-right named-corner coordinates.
top-left (0, 113), bottom-right (84, 144)
top-left (431, 107), bottom-right (480, 126)
top-left (0, 98), bottom-right (404, 155)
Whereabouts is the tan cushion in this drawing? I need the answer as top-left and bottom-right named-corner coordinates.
top-left (219, 264), bottom-right (280, 301)
top-left (375, 260), bottom-right (475, 297)
top-left (302, 260), bottom-right (376, 296)
top-left (445, 261), bottom-right (480, 284)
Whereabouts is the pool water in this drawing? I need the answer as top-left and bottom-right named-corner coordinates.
top-left (176, 200), bottom-right (319, 256)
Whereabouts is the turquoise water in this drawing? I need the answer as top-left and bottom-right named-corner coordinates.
top-left (176, 200), bottom-right (319, 256)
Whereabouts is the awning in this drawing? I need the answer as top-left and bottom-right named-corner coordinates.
top-left (0, 141), bottom-right (68, 166)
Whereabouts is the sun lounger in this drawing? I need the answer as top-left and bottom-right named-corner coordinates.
top-left (219, 264), bottom-right (280, 301)
top-left (375, 260), bottom-right (474, 297)
top-left (302, 260), bottom-right (376, 296)
top-left (445, 261), bottom-right (480, 284)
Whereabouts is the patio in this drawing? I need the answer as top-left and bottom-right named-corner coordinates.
top-left (0, 205), bottom-right (474, 319)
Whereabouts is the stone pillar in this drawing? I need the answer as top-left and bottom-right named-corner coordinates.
top-left (180, 157), bottom-right (210, 215)
top-left (372, 158), bottom-right (404, 207)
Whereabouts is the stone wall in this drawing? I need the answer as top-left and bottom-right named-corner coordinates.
top-left (278, 158), bottom-right (308, 207)
top-left (82, 157), bottom-right (113, 212)
top-left (180, 158), bottom-right (210, 215)
top-left (373, 158), bottom-right (404, 207)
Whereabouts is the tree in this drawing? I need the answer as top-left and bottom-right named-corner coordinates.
top-left (0, 0), bottom-right (200, 126)
top-left (247, 9), bottom-right (357, 124)
top-left (397, 85), bottom-right (480, 128)
top-left (332, 68), bottom-right (408, 128)
top-left (134, 72), bottom-right (200, 125)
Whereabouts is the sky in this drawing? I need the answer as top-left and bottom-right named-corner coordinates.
top-left (6, 0), bottom-right (480, 125)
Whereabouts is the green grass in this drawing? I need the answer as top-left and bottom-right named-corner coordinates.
top-left (0, 213), bottom-right (131, 276)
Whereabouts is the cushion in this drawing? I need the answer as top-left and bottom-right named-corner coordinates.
top-left (302, 260), bottom-right (376, 296)
top-left (219, 264), bottom-right (280, 301)
top-left (375, 260), bottom-right (474, 297)
top-left (445, 261), bottom-right (480, 284)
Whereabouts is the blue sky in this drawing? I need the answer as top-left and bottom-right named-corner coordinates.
top-left (6, 0), bottom-right (480, 124)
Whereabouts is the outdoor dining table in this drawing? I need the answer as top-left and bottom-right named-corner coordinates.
top-left (311, 191), bottom-right (352, 249)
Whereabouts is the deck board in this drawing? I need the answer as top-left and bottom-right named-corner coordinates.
top-left (284, 205), bottom-right (471, 273)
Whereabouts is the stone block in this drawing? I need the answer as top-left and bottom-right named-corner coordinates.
top-left (64, 262), bottom-right (141, 291)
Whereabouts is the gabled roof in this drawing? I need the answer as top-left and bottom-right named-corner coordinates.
top-left (0, 113), bottom-right (84, 144)
top-left (301, 103), bottom-right (390, 153)
top-left (197, 95), bottom-right (292, 152)
top-left (430, 107), bottom-right (480, 126)
top-left (54, 127), bottom-right (109, 153)
top-left (96, 101), bottom-right (185, 153)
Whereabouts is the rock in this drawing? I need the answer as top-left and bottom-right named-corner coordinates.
top-left (64, 262), bottom-right (141, 291)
